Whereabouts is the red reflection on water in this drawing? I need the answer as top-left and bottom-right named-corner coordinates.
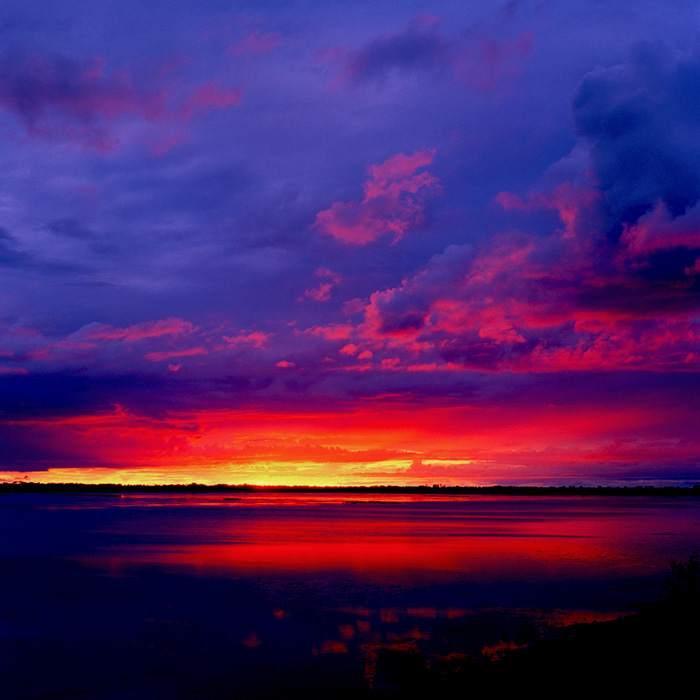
top-left (74, 495), bottom-right (700, 585)
top-left (108, 537), bottom-right (612, 579)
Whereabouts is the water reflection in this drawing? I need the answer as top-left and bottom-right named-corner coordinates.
top-left (48, 494), bottom-right (698, 586)
top-left (3, 493), bottom-right (700, 698)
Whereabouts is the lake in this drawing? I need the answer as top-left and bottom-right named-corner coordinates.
top-left (2, 493), bottom-right (699, 697)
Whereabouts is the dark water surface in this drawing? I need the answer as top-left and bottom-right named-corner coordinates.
top-left (2, 494), bottom-right (699, 697)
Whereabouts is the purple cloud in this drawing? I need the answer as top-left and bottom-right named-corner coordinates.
top-left (340, 14), bottom-right (449, 83)
top-left (321, 14), bottom-right (533, 91)
top-left (0, 51), bottom-right (241, 151)
top-left (228, 30), bottom-right (283, 58)
top-left (573, 42), bottom-right (700, 226)
top-left (0, 52), bottom-right (164, 150)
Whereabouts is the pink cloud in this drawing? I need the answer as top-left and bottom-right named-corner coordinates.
top-left (179, 83), bottom-right (242, 121)
top-left (338, 362), bottom-right (374, 372)
top-left (0, 366), bottom-right (29, 376)
top-left (406, 363), bottom-right (437, 372)
top-left (495, 182), bottom-right (602, 240)
top-left (228, 30), bottom-right (283, 57)
top-left (222, 330), bottom-right (271, 349)
top-left (314, 150), bottom-right (441, 245)
top-left (345, 178), bottom-right (700, 373)
top-left (620, 201), bottom-right (700, 258)
top-left (306, 324), bottom-right (354, 340)
top-left (516, 318), bottom-right (700, 372)
top-left (300, 267), bottom-right (342, 301)
top-left (86, 318), bottom-right (195, 342)
top-left (143, 129), bottom-right (189, 156)
top-left (145, 347), bottom-right (207, 362)
top-left (302, 282), bottom-right (334, 301)
top-left (276, 360), bottom-right (295, 368)
top-left (685, 258), bottom-right (700, 277)
top-left (342, 298), bottom-right (367, 316)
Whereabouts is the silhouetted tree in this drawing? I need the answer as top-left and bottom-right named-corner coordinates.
top-left (663, 551), bottom-right (700, 609)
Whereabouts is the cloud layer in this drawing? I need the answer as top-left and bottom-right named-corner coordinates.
top-left (1, 2), bottom-right (699, 485)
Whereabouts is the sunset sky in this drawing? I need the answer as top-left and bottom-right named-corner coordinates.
top-left (1, 1), bottom-right (699, 486)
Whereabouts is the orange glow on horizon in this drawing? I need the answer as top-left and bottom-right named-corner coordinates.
top-left (2, 395), bottom-right (695, 486)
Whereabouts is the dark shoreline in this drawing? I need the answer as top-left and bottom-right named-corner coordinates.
top-left (2, 481), bottom-right (699, 496)
top-left (389, 596), bottom-right (700, 697)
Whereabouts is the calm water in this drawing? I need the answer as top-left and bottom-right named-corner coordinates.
top-left (2, 493), bottom-right (699, 697)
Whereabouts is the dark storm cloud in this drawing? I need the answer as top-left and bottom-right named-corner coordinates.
top-left (342, 15), bottom-right (450, 83)
top-left (325, 13), bottom-right (533, 92)
top-left (0, 51), bottom-right (164, 149)
top-left (573, 42), bottom-right (700, 226)
top-left (0, 227), bottom-right (33, 268)
top-left (46, 218), bottom-right (96, 239)
top-left (0, 46), bottom-right (241, 152)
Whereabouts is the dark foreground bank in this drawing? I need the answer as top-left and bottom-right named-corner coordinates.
top-left (392, 565), bottom-right (699, 697)
top-left (342, 553), bottom-right (700, 697)
top-left (2, 554), bottom-right (697, 699)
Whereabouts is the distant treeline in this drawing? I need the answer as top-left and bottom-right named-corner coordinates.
top-left (1, 482), bottom-right (699, 496)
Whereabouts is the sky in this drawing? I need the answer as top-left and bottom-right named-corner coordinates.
top-left (1, 0), bottom-right (699, 486)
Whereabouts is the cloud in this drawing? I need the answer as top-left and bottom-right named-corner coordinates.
top-left (0, 366), bottom-right (29, 376)
top-left (85, 318), bottom-right (196, 342)
top-left (494, 182), bottom-right (602, 240)
top-left (563, 43), bottom-right (700, 292)
top-left (0, 52), bottom-right (164, 150)
top-left (573, 42), bottom-right (700, 227)
top-left (228, 30), bottom-right (283, 58)
top-left (300, 267), bottom-right (341, 301)
top-left (179, 83), bottom-right (242, 122)
top-left (323, 44), bottom-right (700, 374)
top-left (45, 218), bottom-right (96, 240)
top-left (305, 324), bottom-right (354, 340)
top-left (0, 51), bottom-right (242, 151)
top-left (321, 14), bottom-right (533, 91)
top-left (362, 242), bottom-right (474, 340)
top-left (339, 14), bottom-right (448, 83)
top-left (314, 150), bottom-right (441, 244)
top-left (1, 3), bottom-right (698, 485)
top-left (452, 29), bottom-right (533, 91)
top-left (348, 175), bottom-right (700, 372)
top-left (0, 227), bottom-right (33, 268)
top-left (620, 200), bottom-right (700, 258)
top-left (145, 347), bottom-right (207, 362)
top-left (222, 330), bottom-right (271, 349)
